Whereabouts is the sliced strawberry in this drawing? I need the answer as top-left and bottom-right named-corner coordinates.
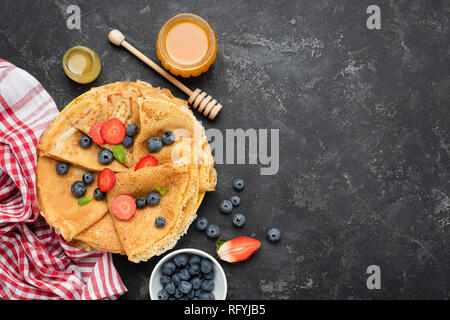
top-left (89, 122), bottom-right (106, 145)
top-left (111, 195), bottom-right (136, 221)
top-left (134, 155), bottom-right (158, 171)
top-left (100, 118), bottom-right (126, 145)
top-left (98, 168), bottom-right (116, 192)
top-left (216, 237), bottom-right (261, 263)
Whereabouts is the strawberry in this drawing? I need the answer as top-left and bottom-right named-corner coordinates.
top-left (100, 118), bottom-right (126, 145)
top-left (89, 121), bottom-right (106, 145)
top-left (98, 168), bottom-right (116, 192)
top-left (134, 155), bottom-right (158, 171)
top-left (111, 195), bottom-right (136, 221)
top-left (216, 237), bottom-right (261, 263)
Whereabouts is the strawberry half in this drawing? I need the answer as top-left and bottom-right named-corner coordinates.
top-left (111, 195), bottom-right (136, 221)
top-left (98, 168), bottom-right (116, 192)
top-left (216, 237), bottom-right (261, 263)
top-left (89, 121), bottom-right (106, 145)
top-left (134, 155), bottom-right (158, 171)
top-left (100, 118), bottom-right (126, 145)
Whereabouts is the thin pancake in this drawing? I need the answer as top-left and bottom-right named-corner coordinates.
top-left (36, 156), bottom-right (108, 241)
top-left (134, 98), bottom-right (216, 191)
top-left (38, 111), bottom-right (127, 173)
top-left (64, 82), bottom-right (142, 168)
top-left (70, 214), bottom-right (125, 254)
top-left (107, 164), bottom-right (195, 262)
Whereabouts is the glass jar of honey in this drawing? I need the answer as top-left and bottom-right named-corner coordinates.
top-left (62, 46), bottom-right (101, 84)
top-left (156, 13), bottom-right (218, 78)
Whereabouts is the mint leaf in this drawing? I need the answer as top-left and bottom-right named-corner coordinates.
top-left (78, 197), bottom-right (93, 205)
top-left (155, 186), bottom-right (168, 196)
top-left (113, 144), bottom-right (126, 164)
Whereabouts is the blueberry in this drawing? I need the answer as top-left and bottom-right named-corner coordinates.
top-left (195, 217), bottom-right (209, 231)
top-left (93, 188), bottom-right (105, 200)
top-left (147, 137), bottom-right (163, 152)
top-left (206, 224), bottom-right (220, 239)
top-left (231, 195), bottom-right (240, 207)
top-left (203, 271), bottom-right (215, 280)
top-left (71, 181), bottom-right (86, 198)
top-left (186, 290), bottom-right (195, 299)
top-left (155, 216), bottom-right (166, 228)
top-left (161, 131), bottom-right (175, 145)
top-left (232, 178), bottom-right (245, 191)
top-left (194, 289), bottom-right (201, 297)
top-left (198, 291), bottom-right (212, 300)
top-left (201, 279), bottom-right (215, 292)
top-left (56, 162), bottom-right (69, 175)
top-left (179, 281), bottom-right (192, 294)
top-left (219, 200), bottom-right (233, 214)
top-left (82, 172), bottom-right (95, 185)
top-left (122, 136), bottom-right (133, 148)
top-left (160, 275), bottom-right (171, 285)
top-left (189, 255), bottom-right (201, 266)
top-left (188, 264), bottom-right (200, 276)
top-left (178, 268), bottom-right (190, 281)
top-left (135, 197), bottom-right (146, 209)
top-left (146, 192), bottom-right (160, 206)
top-left (98, 149), bottom-right (113, 165)
top-left (125, 123), bottom-right (138, 137)
top-left (174, 289), bottom-right (183, 299)
top-left (171, 273), bottom-right (181, 287)
top-left (267, 228), bottom-right (281, 242)
top-left (173, 254), bottom-right (188, 267)
top-left (79, 135), bottom-right (93, 148)
top-left (161, 261), bottom-right (176, 276)
top-left (190, 277), bottom-right (202, 290)
top-left (165, 282), bottom-right (176, 295)
top-left (232, 213), bottom-right (246, 228)
top-left (208, 292), bottom-right (215, 300)
top-left (200, 259), bottom-right (212, 274)
top-left (157, 289), bottom-right (169, 300)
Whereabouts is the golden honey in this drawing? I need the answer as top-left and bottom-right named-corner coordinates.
top-left (156, 14), bottom-right (217, 78)
top-left (62, 46), bottom-right (101, 84)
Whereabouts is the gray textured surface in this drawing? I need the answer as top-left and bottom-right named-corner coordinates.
top-left (1, 0), bottom-right (450, 299)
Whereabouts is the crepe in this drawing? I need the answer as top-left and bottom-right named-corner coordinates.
top-left (70, 214), bottom-right (125, 254)
top-left (36, 81), bottom-right (217, 261)
top-left (107, 164), bottom-right (198, 262)
top-left (134, 97), bottom-right (216, 192)
top-left (36, 156), bottom-right (108, 241)
top-left (38, 108), bottom-right (127, 173)
top-left (136, 80), bottom-right (216, 191)
top-left (65, 82), bottom-right (142, 168)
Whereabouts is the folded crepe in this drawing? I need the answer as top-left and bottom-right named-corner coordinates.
top-left (37, 81), bottom-right (216, 261)
top-left (36, 156), bottom-right (108, 241)
top-left (70, 214), bottom-right (125, 254)
top-left (38, 107), bottom-right (127, 173)
top-left (63, 82), bottom-right (142, 168)
top-left (134, 97), bottom-right (216, 192)
top-left (107, 164), bottom-right (198, 263)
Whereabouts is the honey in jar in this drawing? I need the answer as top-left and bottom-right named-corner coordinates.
top-left (62, 46), bottom-right (101, 84)
top-left (156, 14), bottom-right (217, 78)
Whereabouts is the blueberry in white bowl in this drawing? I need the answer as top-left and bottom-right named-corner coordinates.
top-left (149, 248), bottom-right (227, 300)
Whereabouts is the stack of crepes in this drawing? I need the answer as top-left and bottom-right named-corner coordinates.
top-left (36, 81), bottom-right (216, 263)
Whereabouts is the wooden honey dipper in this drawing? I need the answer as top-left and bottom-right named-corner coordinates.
top-left (108, 29), bottom-right (222, 120)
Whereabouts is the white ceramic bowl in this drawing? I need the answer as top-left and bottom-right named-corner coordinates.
top-left (149, 248), bottom-right (227, 300)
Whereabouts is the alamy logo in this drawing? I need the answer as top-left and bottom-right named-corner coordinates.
top-left (366, 265), bottom-right (381, 290)
top-left (169, 126), bottom-right (280, 176)
top-left (66, 5), bottom-right (81, 30)
top-left (366, 5), bottom-right (381, 30)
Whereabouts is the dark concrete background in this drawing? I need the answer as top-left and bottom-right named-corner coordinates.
top-left (1, 0), bottom-right (450, 299)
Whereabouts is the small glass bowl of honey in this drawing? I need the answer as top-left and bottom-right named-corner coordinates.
top-left (62, 46), bottom-right (101, 84)
top-left (156, 13), bottom-right (218, 78)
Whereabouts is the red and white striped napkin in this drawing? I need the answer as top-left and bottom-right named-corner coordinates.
top-left (0, 59), bottom-right (127, 299)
